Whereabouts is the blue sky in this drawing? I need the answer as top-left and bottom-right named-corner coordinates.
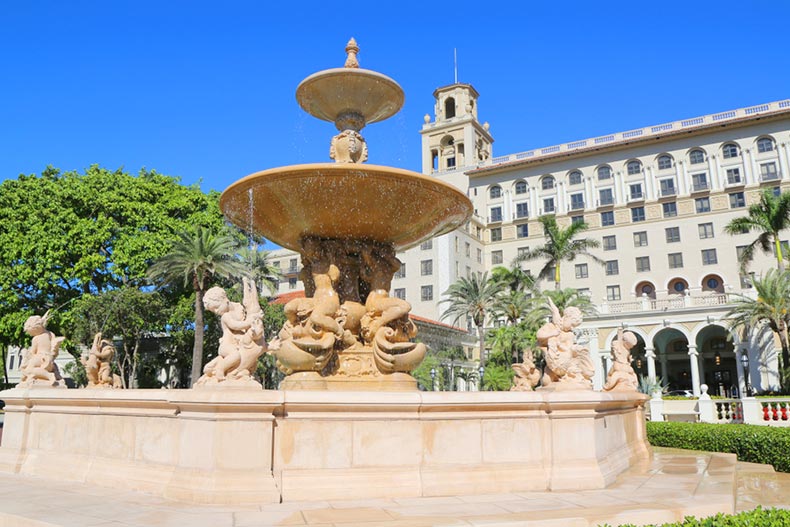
top-left (2, 1), bottom-right (789, 194)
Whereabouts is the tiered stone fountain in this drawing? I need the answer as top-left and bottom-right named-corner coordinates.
top-left (0, 41), bottom-right (650, 506)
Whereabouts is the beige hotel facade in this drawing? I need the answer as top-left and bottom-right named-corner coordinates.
top-left (271, 83), bottom-right (790, 396)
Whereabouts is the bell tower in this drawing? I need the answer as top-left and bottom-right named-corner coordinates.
top-left (420, 83), bottom-right (494, 175)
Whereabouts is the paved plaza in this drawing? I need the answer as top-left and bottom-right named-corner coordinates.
top-left (0, 448), bottom-right (788, 527)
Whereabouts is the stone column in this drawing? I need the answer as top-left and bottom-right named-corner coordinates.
top-left (645, 347), bottom-right (657, 384)
top-left (688, 345), bottom-right (701, 396)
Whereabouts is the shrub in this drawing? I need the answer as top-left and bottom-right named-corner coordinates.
top-left (647, 421), bottom-right (790, 472)
top-left (600, 507), bottom-right (790, 526)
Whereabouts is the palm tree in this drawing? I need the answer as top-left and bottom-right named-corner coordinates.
top-left (725, 269), bottom-right (790, 389)
top-left (490, 260), bottom-right (536, 294)
top-left (516, 216), bottom-right (603, 289)
top-left (491, 289), bottom-right (532, 326)
top-left (441, 272), bottom-right (502, 367)
top-left (148, 227), bottom-right (245, 386)
top-left (238, 244), bottom-right (282, 297)
top-left (525, 288), bottom-right (597, 330)
top-left (724, 189), bottom-right (790, 272)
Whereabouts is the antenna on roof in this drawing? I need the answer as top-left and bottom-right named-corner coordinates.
top-left (453, 48), bottom-right (458, 84)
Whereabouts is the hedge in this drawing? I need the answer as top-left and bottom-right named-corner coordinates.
top-left (601, 507), bottom-right (790, 526)
top-left (646, 421), bottom-right (790, 472)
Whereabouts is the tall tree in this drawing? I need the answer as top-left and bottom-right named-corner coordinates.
top-left (237, 245), bottom-right (282, 297)
top-left (516, 216), bottom-right (602, 289)
top-left (725, 269), bottom-right (790, 390)
top-left (441, 272), bottom-right (501, 367)
top-left (724, 189), bottom-right (790, 272)
top-left (490, 261), bottom-right (536, 294)
top-left (0, 166), bottom-right (225, 352)
top-left (491, 289), bottom-right (533, 326)
top-left (148, 227), bottom-right (245, 386)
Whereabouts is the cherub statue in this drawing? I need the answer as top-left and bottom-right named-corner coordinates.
top-left (603, 328), bottom-right (639, 392)
top-left (537, 298), bottom-right (594, 390)
top-left (511, 347), bottom-right (541, 391)
top-left (18, 311), bottom-right (66, 388)
top-left (359, 243), bottom-right (426, 374)
top-left (82, 333), bottom-right (122, 388)
top-left (196, 277), bottom-right (266, 388)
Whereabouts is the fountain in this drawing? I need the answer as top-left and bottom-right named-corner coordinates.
top-left (0, 40), bottom-right (651, 506)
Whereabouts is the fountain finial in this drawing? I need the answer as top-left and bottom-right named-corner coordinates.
top-left (344, 38), bottom-right (360, 68)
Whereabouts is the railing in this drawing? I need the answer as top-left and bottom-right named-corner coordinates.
top-left (714, 400), bottom-right (744, 424)
top-left (692, 182), bottom-right (710, 192)
top-left (761, 172), bottom-right (780, 182)
top-left (651, 397), bottom-right (790, 427)
top-left (474, 99), bottom-right (790, 169)
top-left (660, 188), bottom-right (676, 197)
top-left (601, 293), bottom-right (735, 314)
top-left (760, 400), bottom-right (790, 426)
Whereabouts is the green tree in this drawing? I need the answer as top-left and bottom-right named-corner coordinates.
top-left (516, 216), bottom-right (602, 289)
top-left (148, 227), bottom-right (246, 386)
top-left (490, 261), bottom-right (536, 294)
top-left (238, 245), bottom-right (283, 297)
top-left (486, 322), bottom-right (536, 364)
top-left (491, 289), bottom-right (533, 326)
top-left (0, 166), bottom-right (225, 357)
top-left (724, 189), bottom-right (790, 272)
top-left (725, 269), bottom-right (790, 389)
top-left (441, 273), bottom-right (502, 367)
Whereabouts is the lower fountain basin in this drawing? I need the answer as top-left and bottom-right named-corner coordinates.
top-left (0, 388), bottom-right (650, 505)
top-left (220, 163), bottom-right (473, 251)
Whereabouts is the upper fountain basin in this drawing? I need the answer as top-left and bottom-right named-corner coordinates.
top-left (220, 163), bottom-right (472, 251)
top-left (296, 68), bottom-right (404, 129)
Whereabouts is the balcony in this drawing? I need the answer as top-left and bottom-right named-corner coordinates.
top-left (570, 201), bottom-right (585, 211)
top-left (691, 182), bottom-right (710, 192)
top-left (598, 292), bottom-right (741, 315)
top-left (598, 197), bottom-right (614, 207)
top-left (628, 192), bottom-right (644, 202)
top-left (761, 172), bottom-right (781, 182)
top-left (660, 187), bottom-right (676, 197)
top-left (487, 214), bottom-right (503, 224)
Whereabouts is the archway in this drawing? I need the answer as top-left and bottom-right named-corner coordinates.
top-left (652, 327), bottom-right (692, 392)
top-left (695, 324), bottom-right (738, 397)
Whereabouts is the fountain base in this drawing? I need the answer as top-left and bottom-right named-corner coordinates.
top-left (0, 388), bottom-right (650, 505)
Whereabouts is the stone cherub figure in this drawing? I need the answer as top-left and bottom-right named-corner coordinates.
top-left (537, 297), bottom-right (594, 390)
top-left (82, 333), bottom-right (122, 388)
top-left (511, 347), bottom-right (542, 391)
top-left (603, 328), bottom-right (639, 392)
top-left (18, 311), bottom-right (67, 388)
top-left (359, 243), bottom-right (426, 374)
top-left (196, 277), bottom-right (266, 388)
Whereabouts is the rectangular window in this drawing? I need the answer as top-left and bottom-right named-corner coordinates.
top-left (489, 206), bottom-right (502, 223)
top-left (659, 179), bottom-right (676, 196)
top-left (420, 259), bottom-right (433, 276)
top-left (702, 249), bottom-right (718, 265)
top-left (668, 252), bottom-right (683, 269)
top-left (466, 266), bottom-right (471, 278)
top-left (516, 223), bottom-right (529, 238)
top-left (665, 227), bottom-right (680, 243)
top-left (491, 250), bottom-right (503, 265)
top-left (575, 263), bottom-right (588, 279)
top-left (570, 193), bottom-right (585, 210)
top-left (726, 168), bottom-right (742, 185)
top-left (606, 285), bottom-right (621, 301)
top-left (695, 197), bottom-right (711, 213)
top-left (599, 188), bottom-right (614, 206)
top-left (421, 285), bottom-right (433, 301)
top-left (698, 222), bottom-right (714, 239)
top-left (736, 246), bottom-right (748, 259)
top-left (577, 288), bottom-right (590, 297)
top-left (629, 183), bottom-right (643, 200)
top-left (490, 227), bottom-right (502, 242)
top-left (454, 237), bottom-right (458, 252)
top-left (546, 266), bottom-right (555, 282)
top-left (394, 262), bottom-right (406, 279)
top-left (465, 242), bottom-right (470, 257)
top-left (605, 260), bottom-right (619, 275)
top-left (393, 288), bottom-right (406, 300)
top-left (289, 258), bottom-right (298, 272)
top-left (288, 277), bottom-right (297, 290)
top-left (729, 192), bottom-right (746, 208)
top-left (692, 173), bottom-right (709, 191)
top-left (477, 248), bottom-right (482, 263)
top-left (603, 235), bottom-right (617, 251)
top-left (633, 231), bottom-right (648, 247)
top-left (420, 240), bottom-right (433, 250)
top-left (515, 202), bottom-right (529, 218)
top-left (631, 206), bottom-right (645, 222)
top-left (760, 162), bottom-right (779, 181)
top-left (517, 246), bottom-right (529, 259)
top-left (635, 256), bottom-right (651, 272)
top-left (601, 211), bottom-right (615, 226)
top-left (662, 202), bottom-right (677, 218)
top-left (571, 215), bottom-right (584, 225)
top-left (543, 197), bottom-right (555, 214)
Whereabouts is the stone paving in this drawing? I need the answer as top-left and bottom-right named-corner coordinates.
top-left (0, 449), bottom-right (788, 527)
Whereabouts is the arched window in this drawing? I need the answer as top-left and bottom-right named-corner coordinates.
top-left (702, 274), bottom-right (724, 293)
top-left (722, 143), bottom-right (739, 159)
top-left (514, 180), bottom-right (527, 194)
top-left (657, 155), bottom-right (673, 170)
top-left (627, 160), bottom-right (642, 175)
top-left (597, 166), bottom-right (612, 180)
top-left (541, 175), bottom-right (555, 190)
top-left (689, 149), bottom-right (705, 164)
top-left (635, 281), bottom-right (656, 299)
top-left (489, 185), bottom-right (502, 199)
top-left (444, 97), bottom-right (456, 119)
top-left (568, 171), bottom-right (582, 185)
top-left (757, 137), bottom-right (775, 153)
top-left (668, 278), bottom-right (688, 294)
